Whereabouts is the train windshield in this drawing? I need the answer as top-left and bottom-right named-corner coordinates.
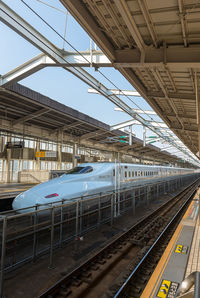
top-left (65, 166), bottom-right (93, 174)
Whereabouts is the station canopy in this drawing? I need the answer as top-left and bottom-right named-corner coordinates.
top-left (0, 83), bottom-right (184, 165)
top-left (61, 0), bottom-right (200, 158)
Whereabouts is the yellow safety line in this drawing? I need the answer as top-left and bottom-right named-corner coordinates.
top-left (141, 199), bottom-right (195, 297)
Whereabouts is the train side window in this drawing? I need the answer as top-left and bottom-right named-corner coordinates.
top-left (113, 169), bottom-right (115, 176)
top-left (132, 171), bottom-right (134, 177)
top-left (65, 166), bottom-right (93, 174)
top-left (129, 171), bottom-right (131, 177)
top-left (125, 171), bottom-right (127, 178)
top-left (135, 171), bottom-right (137, 177)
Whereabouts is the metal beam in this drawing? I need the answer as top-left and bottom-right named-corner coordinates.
top-left (161, 113), bottom-right (196, 120)
top-left (110, 119), bottom-right (168, 131)
top-left (80, 129), bottom-right (106, 140)
top-left (178, 0), bottom-right (188, 47)
top-left (172, 127), bottom-right (198, 133)
top-left (0, 52), bottom-right (111, 87)
top-left (52, 121), bottom-right (81, 133)
top-left (1, 54), bottom-right (48, 87)
top-left (101, 0), bottom-right (132, 48)
top-left (88, 88), bottom-right (141, 97)
top-left (147, 91), bottom-right (195, 101)
top-left (114, 107), bottom-right (157, 115)
top-left (60, 0), bottom-right (116, 61)
top-left (12, 108), bottom-right (50, 125)
top-left (137, 0), bottom-right (158, 48)
top-left (114, 0), bottom-right (145, 52)
top-left (114, 47), bottom-right (200, 67)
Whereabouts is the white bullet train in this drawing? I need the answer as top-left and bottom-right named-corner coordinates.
top-left (12, 162), bottom-right (195, 213)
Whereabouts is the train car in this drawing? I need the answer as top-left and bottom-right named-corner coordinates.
top-left (12, 162), bottom-right (194, 213)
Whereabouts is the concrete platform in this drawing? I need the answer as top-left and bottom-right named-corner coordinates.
top-left (141, 191), bottom-right (200, 298)
top-left (0, 183), bottom-right (37, 198)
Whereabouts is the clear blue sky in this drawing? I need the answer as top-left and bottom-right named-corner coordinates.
top-left (0, 0), bottom-right (158, 138)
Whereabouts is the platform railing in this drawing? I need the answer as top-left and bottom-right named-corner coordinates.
top-left (0, 173), bottom-right (199, 297)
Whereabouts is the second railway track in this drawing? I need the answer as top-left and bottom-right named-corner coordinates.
top-left (39, 178), bottom-right (200, 298)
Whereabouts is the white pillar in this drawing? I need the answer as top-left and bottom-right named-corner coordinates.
top-left (6, 136), bottom-right (11, 183)
top-left (73, 143), bottom-right (78, 167)
top-left (36, 139), bottom-right (40, 170)
top-left (57, 130), bottom-right (63, 170)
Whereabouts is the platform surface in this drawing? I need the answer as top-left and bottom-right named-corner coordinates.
top-left (0, 183), bottom-right (37, 199)
top-left (185, 214), bottom-right (200, 288)
top-left (141, 194), bottom-right (199, 298)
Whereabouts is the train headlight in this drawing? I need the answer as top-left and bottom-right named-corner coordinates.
top-left (45, 193), bottom-right (59, 198)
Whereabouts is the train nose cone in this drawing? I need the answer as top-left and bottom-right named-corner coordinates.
top-left (12, 192), bottom-right (40, 212)
top-left (12, 193), bottom-right (25, 210)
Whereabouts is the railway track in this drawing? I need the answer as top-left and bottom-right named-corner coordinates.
top-left (39, 178), bottom-right (200, 298)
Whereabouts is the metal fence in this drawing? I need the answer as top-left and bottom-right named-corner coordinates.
top-left (0, 173), bottom-right (199, 297)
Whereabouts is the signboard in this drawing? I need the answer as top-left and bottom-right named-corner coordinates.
top-left (45, 151), bottom-right (57, 158)
top-left (36, 151), bottom-right (57, 158)
top-left (174, 244), bottom-right (188, 254)
top-left (36, 151), bottom-right (45, 158)
top-left (157, 279), bottom-right (179, 298)
top-left (6, 141), bottom-right (24, 148)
